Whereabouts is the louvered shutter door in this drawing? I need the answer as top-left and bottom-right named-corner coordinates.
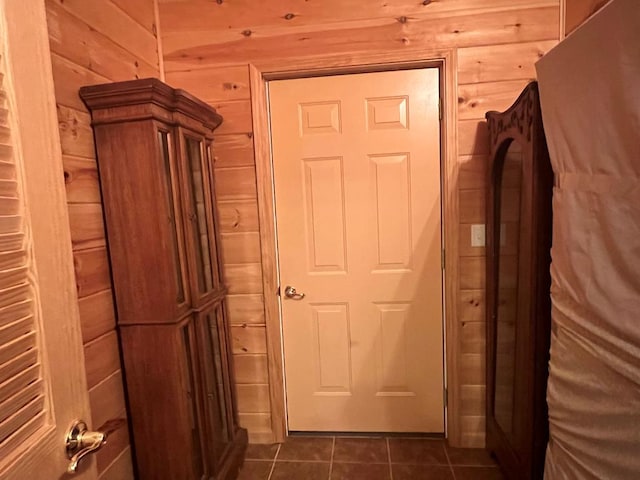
top-left (0, 50), bottom-right (47, 459)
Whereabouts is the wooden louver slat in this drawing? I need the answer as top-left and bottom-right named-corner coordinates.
top-left (0, 51), bottom-right (46, 458)
top-left (0, 316), bottom-right (32, 348)
top-left (0, 267), bottom-right (28, 293)
top-left (0, 179), bottom-right (17, 197)
top-left (0, 332), bottom-right (37, 367)
top-left (0, 160), bottom-right (15, 180)
top-left (0, 395), bottom-right (45, 444)
top-left (0, 249), bottom-right (25, 271)
top-left (0, 349), bottom-right (38, 387)
top-left (0, 215), bottom-right (21, 233)
top-left (0, 363), bottom-right (39, 406)
top-left (0, 380), bottom-right (42, 425)
top-left (0, 144), bottom-right (11, 162)
top-left (0, 233), bottom-right (23, 253)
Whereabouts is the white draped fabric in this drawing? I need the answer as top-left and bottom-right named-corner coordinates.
top-left (536, 1), bottom-right (640, 478)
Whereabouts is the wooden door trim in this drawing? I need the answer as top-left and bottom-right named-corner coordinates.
top-left (250, 49), bottom-right (460, 445)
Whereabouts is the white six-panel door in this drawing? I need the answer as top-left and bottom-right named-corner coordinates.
top-left (269, 69), bottom-right (444, 432)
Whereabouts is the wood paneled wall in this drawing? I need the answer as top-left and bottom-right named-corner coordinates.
top-left (565, 0), bottom-right (609, 34)
top-left (158, 0), bottom-right (560, 446)
top-left (44, 1), bottom-right (160, 477)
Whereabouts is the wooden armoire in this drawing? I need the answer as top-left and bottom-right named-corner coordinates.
top-left (485, 82), bottom-right (553, 479)
top-left (80, 79), bottom-right (247, 479)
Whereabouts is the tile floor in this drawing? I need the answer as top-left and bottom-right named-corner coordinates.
top-left (239, 436), bottom-right (504, 479)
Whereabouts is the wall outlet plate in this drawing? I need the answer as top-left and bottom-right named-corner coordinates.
top-left (471, 224), bottom-right (485, 247)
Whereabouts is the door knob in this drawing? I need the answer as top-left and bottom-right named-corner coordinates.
top-left (284, 285), bottom-right (305, 300)
top-left (65, 420), bottom-right (107, 474)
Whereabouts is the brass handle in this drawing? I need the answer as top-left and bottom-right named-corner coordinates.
top-left (66, 420), bottom-right (107, 474)
top-left (284, 285), bottom-right (305, 300)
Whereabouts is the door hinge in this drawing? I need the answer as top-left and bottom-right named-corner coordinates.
top-left (441, 249), bottom-right (445, 270)
top-left (438, 97), bottom-right (443, 120)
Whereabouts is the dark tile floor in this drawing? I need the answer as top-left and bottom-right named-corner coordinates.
top-left (239, 436), bottom-right (504, 479)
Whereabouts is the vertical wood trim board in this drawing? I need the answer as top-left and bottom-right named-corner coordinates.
top-left (249, 64), bottom-right (286, 442)
top-left (153, 0), bottom-right (165, 81)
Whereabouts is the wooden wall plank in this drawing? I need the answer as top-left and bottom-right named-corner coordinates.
top-left (458, 155), bottom-right (488, 190)
top-left (236, 384), bottom-right (270, 413)
top-left (166, 65), bottom-right (250, 101)
top-left (238, 412), bottom-right (272, 433)
top-left (74, 247), bottom-right (112, 298)
top-left (459, 353), bottom-right (485, 385)
top-left (215, 166), bottom-right (258, 200)
top-left (224, 263), bottom-right (264, 294)
top-left (458, 79), bottom-right (531, 120)
top-left (212, 134), bottom-right (255, 168)
top-left (458, 289), bottom-right (486, 323)
top-left (460, 321), bottom-right (486, 355)
top-left (98, 447), bottom-right (134, 480)
top-left (459, 257), bottom-right (486, 290)
top-left (46, 1), bottom-right (157, 82)
top-left (63, 156), bottom-right (101, 204)
top-left (231, 325), bottom-right (268, 354)
top-left (84, 332), bottom-right (121, 389)
top-left (460, 385), bottom-right (485, 416)
top-left (459, 415), bottom-right (485, 447)
top-left (160, 0), bottom-right (557, 34)
top-left (457, 40), bottom-right (557, 84)
top-left (57, 106), bottom-right (96, 159)
top-left (49, 0), bottom-right (158, 65)
top-left (89, 370), bottom-right (127, 429)
top-left (218, 200), bottom-right (260, 233)
top-left (226, 294), bottom-right (265, 325)
top-left (110, 0), bottom-right (157, 34)
top-left (233, 354), bottom-right (269, 383)
top-left (78, 289), bottom-right (117, 343)
top-left (209, 100), bottom-right (253, 135)
top-left (68, 203), bottom-right (107, 250)
top-left (221, 232), bottom-right (261, 264)
top-left (50, 53), bottom-right (110, 112)
top-left (96, 416), bottom-right (130, 472)
top-left (163, 7), bottom-right (559, 70)
top-left (459, 189), bottom-right (486, 224)
top-left (458, 119), bottom-right (490, 156)
top-left (565, 0), bottom-right (609, 34)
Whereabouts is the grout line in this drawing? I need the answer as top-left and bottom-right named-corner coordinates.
top-left (265, 459), bottom-right (331, 464)
top-left (328, 436), bottom-right (336, 479)
top-left (386, 437), bottom-right (394, 480)
top-left (266, 443), bottom-right (281, 480)
top-left (442, 441), bottom-right (456, 480)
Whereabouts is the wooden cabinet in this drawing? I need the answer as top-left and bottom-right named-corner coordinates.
top-left (80, 79), bottom-right (247, 480)
top-left (485, 82), bottom-right (553, 479)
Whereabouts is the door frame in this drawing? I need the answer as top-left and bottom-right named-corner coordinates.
top-left (249, 48), bottom-right (460, 445)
